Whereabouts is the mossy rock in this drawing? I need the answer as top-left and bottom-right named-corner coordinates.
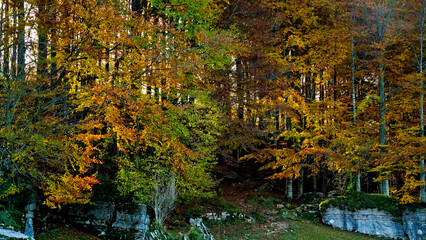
top-left (319, 191), bottom-right (401, 217)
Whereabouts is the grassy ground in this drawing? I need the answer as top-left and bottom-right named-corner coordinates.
top-left (35, 219), bottom-right (384, 240)
top-left (208, 219), bottom-right (383, 240)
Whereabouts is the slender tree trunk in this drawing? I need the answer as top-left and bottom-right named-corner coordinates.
top-left (10, 1), bottom-right (18, 79)
top-left (37, 1), bottom-right (48, 81)
top-left (351, 3), bottom-right (361, 192)
top-left (17, 4), bottom-right (33, 236)
top-left (333, 68), bottom-right (338, 102)
top-left (280, 28), bottom-right (295, 199)
top-left (376, 0), bottom-right (396, 196)
top-left (420, 75), bottom-right (425, 202)
top-left (313, 174), bottom-right (317, 192)
top-left (379, 64), bottom-right (389, 196)
top-left (286, 177), bottom-right (293, 199)
top-left (17, 0), bottom-right (25, 81)
top-left (298, 168), bottom-right (304, 196)
top-left (50, 32), bottom-right (57, 87)
top-left (3, 0), bottom-right (10, 80)
top-left (3, 0), bottom-right (11, 135)
top-left (419, 0), bottom-right (426, 202)
top-left (0, 3), bottom-right (3, 71)
top-left (236, 58), bottom-right (244, 121)
top-left (11, 3), bottom-right (17, 78)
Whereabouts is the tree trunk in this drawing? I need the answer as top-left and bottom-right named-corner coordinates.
top-left (376, 0), bottom-right (397, 196)
top-left (17, 0), bottom-right (25, 81)
top-left (313, 174), bottom-right (317, 192)
top-left (24, 188), bottom-right (37, 238)
top-left (286, 177), bottom-right (293, 200)
top-left (379, 64), bottom-right (389, 196)
top-left (298, 168), bottom-right (304, 196)
top-left (236, 58), bottom-right (244, 121)
top-left (351, 3), bottom-right (361, 192)
top-left (419, 0), bottom-right (426, 202)
top-left (0, 3), bottom-right (3, 72)
top-left (3, 1), bottom-right (10, 80)
top-left (50, 32), bottom-right (57, 87)
top-left (37, 1), bottom-right (48, 81)
top-left (11, 6), bottom-right (17, 78)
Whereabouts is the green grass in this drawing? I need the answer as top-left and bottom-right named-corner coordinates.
top-left (208, 220), bottom-right (383, 240)
top-left (282, 220), bottom-right (383, 240)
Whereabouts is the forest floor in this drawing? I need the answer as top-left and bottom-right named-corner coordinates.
top-left (35, 178), bottom-right (382, 240)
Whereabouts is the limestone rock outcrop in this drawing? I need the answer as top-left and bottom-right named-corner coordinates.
top-left (65, 201), bottom-right (149, 239)
top-left (321, 207), bottom-right (426, 240)
top-left (321, 207), bottom-right (405, 239)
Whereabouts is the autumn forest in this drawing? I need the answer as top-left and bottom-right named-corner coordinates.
top-left (0, 0), bottom-right (425, 232)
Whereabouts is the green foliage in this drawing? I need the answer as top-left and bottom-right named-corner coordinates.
top-left (319, 191), bottom-right (401, 217)
top-left (0, 189), bottom-right (26, 232)
top-left (185, 227), bottom-right (204, 240)
top-left (113, 93), bottom-right (221, 204)
top-left (150, 0), bottom-right (217, 35)
top-left (0, 208), bottom-right (24, 232)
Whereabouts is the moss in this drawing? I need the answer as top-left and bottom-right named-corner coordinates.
top-left (319, 191), bottom-right (401, 217)
top-left (400, 202), bottom-right (426, 212)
